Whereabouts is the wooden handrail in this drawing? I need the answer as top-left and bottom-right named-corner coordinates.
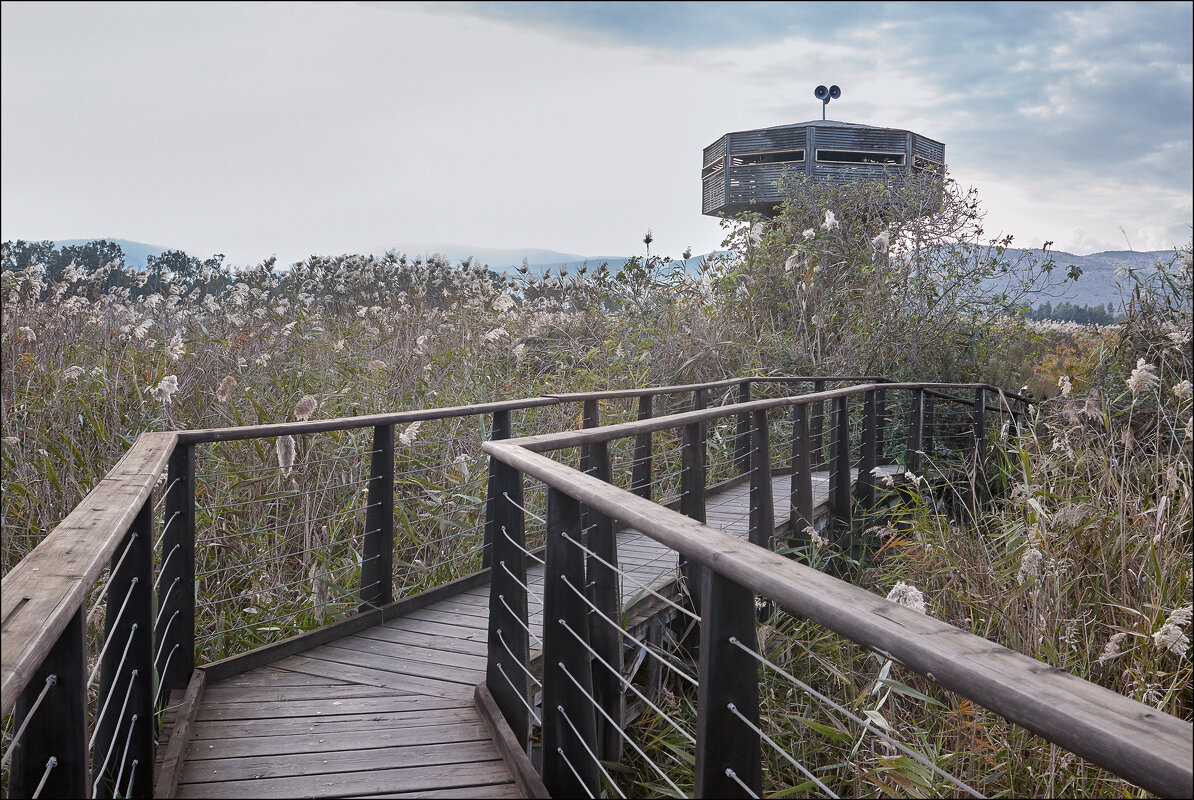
top-left (482, 437), bottom-right (1194, 798)
top-left (1, 432), bottom-right (177, 717)
top-left (510, 382), bottom-right (1022, 452)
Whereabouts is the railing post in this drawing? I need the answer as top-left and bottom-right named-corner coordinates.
top-left (856, 389), bottom-right (878, 510)
top-left (360, 423), bottom-right (394, 611)
top-left (749, 410), bottom-right (773, 552)
top-left (789, 403), bottom-right (814, 554)
top-left (810, 379), bottom-right (826, 468)
top-left (905, 389), bottom-right (924, 475)
top-left (828, 396), bottom-right (851, 530)
top-left (9, 609), bottom-right (87, 799)
top-left (680, 418), bottom-right (707, 621)
top-left (579, 399), bottom-right (599, 477)
top-left (631, 394), bottom-right (653, 499)
top-left (158, 442), bottom-right (195, 707)
top-left (694, 569), bottom-right (761, 798)
top-left (875, 386), bottom-right (889, 465)
top-left (972, 387), bottom-right (988, 505)
top-left (485, 451), bottom-right (531, 750)
top-left (542, 488), bottom-right (600, 798)
top-left (733, 379), bottom-right (752, 474)
top-left (923, 391), bottom-right (935, 459)
top-left (585, 436), bottom-right (623, 762)
top-left (483, 409), bottom-right (513, 569)
top-left (93, 499), bottom-right (154, 798)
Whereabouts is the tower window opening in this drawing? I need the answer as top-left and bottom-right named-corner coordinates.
top-left (730, 149), bottom-right (805, 168)
top-left (702, 161), bottom-right (725, 181)
top-left (913, 154), bottom-right (943, 173)
top-left (816, 149), bottom-right (905, 166)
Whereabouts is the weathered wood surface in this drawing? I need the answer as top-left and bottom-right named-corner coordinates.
top-left (0, 431), bottom-right (176, 717)
top-left (485, 439), bottom-right (1194, 799)
top-left (175, 470), bottom-right (837, 798)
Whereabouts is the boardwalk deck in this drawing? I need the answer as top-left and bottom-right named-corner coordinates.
top-left (171, 467), bottom-right (887, 798)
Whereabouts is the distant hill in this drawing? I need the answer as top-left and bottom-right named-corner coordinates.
top-left (28, 238), bottom-right (1180, 311)
top-left (977, 248), bottom-right (1176, 310)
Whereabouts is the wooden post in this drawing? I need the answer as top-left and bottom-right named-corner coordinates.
top-left (483, 409), bottom-right (513, 569)
top-left (856, 389), bottom-right (878, 510)
top-left (680, 420), bottom-right (707, 620)
top-left (694, 569), bottom-right (761, 798)
top-left (875, 387), bottom-right (889, 465)
top-left (630, 394), bottom-right (653, 499)
top-left (93, 500), bottom-right (154, 798)
top-left (579, 399), bottom-right (599, 477)
top-left (486, 455), bottom-right (530, 749)
top-left (733, 380), bottom-right (752, 474)
top-left (360, 423), bottom-right (394, 611)
top-left (541, 488), bottom-right (600, 798)
top-left (828, 396), bottom-right (851, 530)
top-left (9, 609), bottom-right (87, 799)
top-left (789, 403), bottom-right (814, 554)
top-left (158, 442), bottom-right (195, 707)
top-left (585, 438), bottom-right (623, 762)
top-left (905, 389), bottom-right (924, 475)
top-left (748, 410), bottom-right (773, 552)
top-left (810, 379), bottom-right (826, 468)
top-left (972, 387), bottom-right (988, 505)
top-left (923, 392), bottom-right (935, 459)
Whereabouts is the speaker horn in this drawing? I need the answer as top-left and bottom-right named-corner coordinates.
top-left (829, 84), bottom-right (841, 99)
top-left (814, 85), bottom-right (829, 101)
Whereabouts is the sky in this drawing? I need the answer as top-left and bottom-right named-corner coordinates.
top-left (1, 1), bottom-right (1191, 267)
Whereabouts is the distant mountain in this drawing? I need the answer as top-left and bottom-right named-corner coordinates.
top-left (977, 248), bottom-right (1176, 310)
top-left (50, 238), bottom-right (169, 269)
top-left (366, 243), bottom-right (589, 271)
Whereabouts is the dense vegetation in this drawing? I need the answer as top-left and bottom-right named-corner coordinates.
top-left (2, 173), bottom-right (1190, 796)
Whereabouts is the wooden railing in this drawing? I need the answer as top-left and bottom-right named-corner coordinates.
top-left (1, 375), bottom-right (885, 798)
top-left (481, 382), bottom-right (1193, 798)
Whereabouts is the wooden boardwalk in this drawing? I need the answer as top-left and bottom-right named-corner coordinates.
top-left (169, 467), bottom-right (880, 799)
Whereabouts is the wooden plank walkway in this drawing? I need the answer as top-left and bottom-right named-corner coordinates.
top-left (172, 467), bottom-right (886, 798)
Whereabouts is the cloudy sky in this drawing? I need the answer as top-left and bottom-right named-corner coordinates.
top-left (2, 1), bottom-right (1191, 267)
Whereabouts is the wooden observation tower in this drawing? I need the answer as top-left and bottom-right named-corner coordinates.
top-left (701, 85), bottom-right (945, 218)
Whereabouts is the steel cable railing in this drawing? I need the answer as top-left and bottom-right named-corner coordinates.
top-left (479, 380), bottom-right (1189, 799)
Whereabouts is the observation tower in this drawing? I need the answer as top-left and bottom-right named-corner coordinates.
top-left (701, 85), bottom-right (945, 218)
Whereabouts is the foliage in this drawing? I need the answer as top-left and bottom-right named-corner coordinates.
top-left (706, 173), bottom-right (1076, 386)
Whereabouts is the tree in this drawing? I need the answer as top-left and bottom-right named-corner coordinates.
top-left (709, 172), bottom-right (1076, 384)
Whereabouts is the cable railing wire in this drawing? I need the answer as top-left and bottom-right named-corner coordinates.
top-left (557, 702), bottom-right (627, 799)
top-left (557, 618), bottom-right (695, 746)
top-left (0, 675), bottom-right (56, 770)
top-left (727, 701), bottom-right (838, 798)
top-left (728, 636), bottom-right (984, 799)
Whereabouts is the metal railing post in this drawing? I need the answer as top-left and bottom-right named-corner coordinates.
top-left (541, 488), bottom-right (600, 798)
top-left (485, 453), bottom-right (530, 749)
top-left (158, 442), bottom-right (195, 706)
top-left (694, 569), bottom-right (761, 798)
top-left (360, 423), bottom-right (394, 611)
top-left (9, 609), bottom-right (87, 799)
